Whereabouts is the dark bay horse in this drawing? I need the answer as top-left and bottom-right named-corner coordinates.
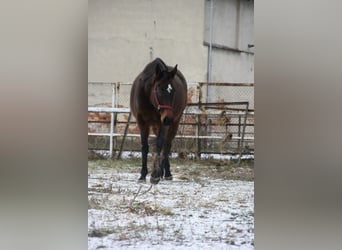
top-left (130, 58), bottom-right (187, 184)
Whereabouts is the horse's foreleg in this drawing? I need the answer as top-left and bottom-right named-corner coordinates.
top-left (156, 134), bottom-right (164, 155)
top-left (155, 125), bottom-right (169, 156)
top-left (161, 142), bottom-right (172, 180)
top-left (162, 123), bottom-right (179, 180)
top-left (151, 125), bottom-right (169, 184)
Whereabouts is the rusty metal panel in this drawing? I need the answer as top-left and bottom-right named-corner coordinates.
top-left (88, 82), bottom-right (254, 157)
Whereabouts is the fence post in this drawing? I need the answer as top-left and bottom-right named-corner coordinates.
top-left (237, 115), bottom-right (241, 151)
top-left (117, 112), bottom-right (132, 160)
top-left (196, 113), bottom-right (201, 159)
top-left (238, 102), bottom-right (249, 166)
top-left (196, 83), bottom-right (204, 159)
top-left (109, 83), bottom-right (115, 158)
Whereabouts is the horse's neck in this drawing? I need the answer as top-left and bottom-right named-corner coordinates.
top-left (142, 80), bottom-right (153, 101)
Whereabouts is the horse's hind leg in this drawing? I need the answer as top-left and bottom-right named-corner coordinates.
top-left (140, 135), bottom-right (148, 181)
top-left (138, 122), bottom-right (149, 181)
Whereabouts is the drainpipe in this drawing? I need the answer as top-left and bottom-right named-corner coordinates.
top-left (207, 0), bottom-right (214, 102)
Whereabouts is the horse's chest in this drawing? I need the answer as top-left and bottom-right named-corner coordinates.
top-left (142, 111), bottom-right (159, 122)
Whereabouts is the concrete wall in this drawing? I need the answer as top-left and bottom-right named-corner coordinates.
top-left (88, 0), bottom-right (254, 87)
top-left (204, 0), bottom-right (254, 83)
top-left (88, 0), bottom-right (208, 83)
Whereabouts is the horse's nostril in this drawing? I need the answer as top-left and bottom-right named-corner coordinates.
top-left (163, 117), bottom-right (173, 126)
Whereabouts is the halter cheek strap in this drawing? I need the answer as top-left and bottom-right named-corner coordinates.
top-left (152, 84), bottom-right (173, 111)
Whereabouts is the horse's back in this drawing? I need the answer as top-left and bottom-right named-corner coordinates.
top-left (130, 72), bottom-right (144, 118)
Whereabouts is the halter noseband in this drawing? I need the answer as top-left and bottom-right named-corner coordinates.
top-left (152, 84), bottom-right (173, 111)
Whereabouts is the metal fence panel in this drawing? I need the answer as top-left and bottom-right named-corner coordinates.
top-left (88, 82), bottom-right (254, 158)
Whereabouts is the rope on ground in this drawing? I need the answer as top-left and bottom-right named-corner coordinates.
top-left (129, 184), bottom-right (153, 207)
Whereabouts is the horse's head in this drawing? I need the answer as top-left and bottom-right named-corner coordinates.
top-left (151, 63), bottom-right (178, 126)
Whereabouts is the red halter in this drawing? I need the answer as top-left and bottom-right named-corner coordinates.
top-left (152, 84), bottom-right (173, 111)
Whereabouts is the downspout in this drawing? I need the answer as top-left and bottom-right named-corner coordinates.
top-left (207, 0), bottom-right (214, 102)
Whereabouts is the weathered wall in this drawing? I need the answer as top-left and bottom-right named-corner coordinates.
top-left (88, 0), bottom-right (208, 83)
top-left (88, 0), bottom-right (254, 102)
top-left (204, 0), bottom-right (254, 83)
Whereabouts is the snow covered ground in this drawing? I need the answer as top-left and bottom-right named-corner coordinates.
top-left (88, 162), bottom-right (254, 249)
top-left (90, 150), bottom-right (254, 161)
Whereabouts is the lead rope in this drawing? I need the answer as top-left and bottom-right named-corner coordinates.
top-left (129, 184), bottom-right (153, 207)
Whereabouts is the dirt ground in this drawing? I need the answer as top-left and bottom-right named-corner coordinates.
top-left (88, 158), bottom-right (254, 249)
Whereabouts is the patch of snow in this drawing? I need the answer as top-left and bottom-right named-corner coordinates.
top-left (90, 150), bottom-right (254, 161)
top-left (88, 168), bottom-right (254, 249)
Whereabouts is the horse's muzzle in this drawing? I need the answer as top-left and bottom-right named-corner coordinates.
top-left (161, 110), bottom-right (174, 126)
top-left (150, 176), bottom-right (160, 185)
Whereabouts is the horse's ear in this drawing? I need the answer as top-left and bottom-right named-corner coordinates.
top-left (155, 63), bottom-right (163, 80)
top-left (170, 64), bottom-right (178, 78)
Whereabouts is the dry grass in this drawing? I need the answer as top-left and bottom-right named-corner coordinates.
top-left (88, 159), bottom-right (254, 249)
top-left (88, 157), bottom-right (254, 182)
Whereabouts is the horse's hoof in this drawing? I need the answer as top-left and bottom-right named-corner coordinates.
top-left (164, 175), bottom-right (173, 181)
top-left (150, 176), bottom-right (160, 185)
top-left (138, 176), bottom-right (146, 182)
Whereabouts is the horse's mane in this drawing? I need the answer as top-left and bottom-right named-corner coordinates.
top-left (142, 58), bottom-right (168, 82)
